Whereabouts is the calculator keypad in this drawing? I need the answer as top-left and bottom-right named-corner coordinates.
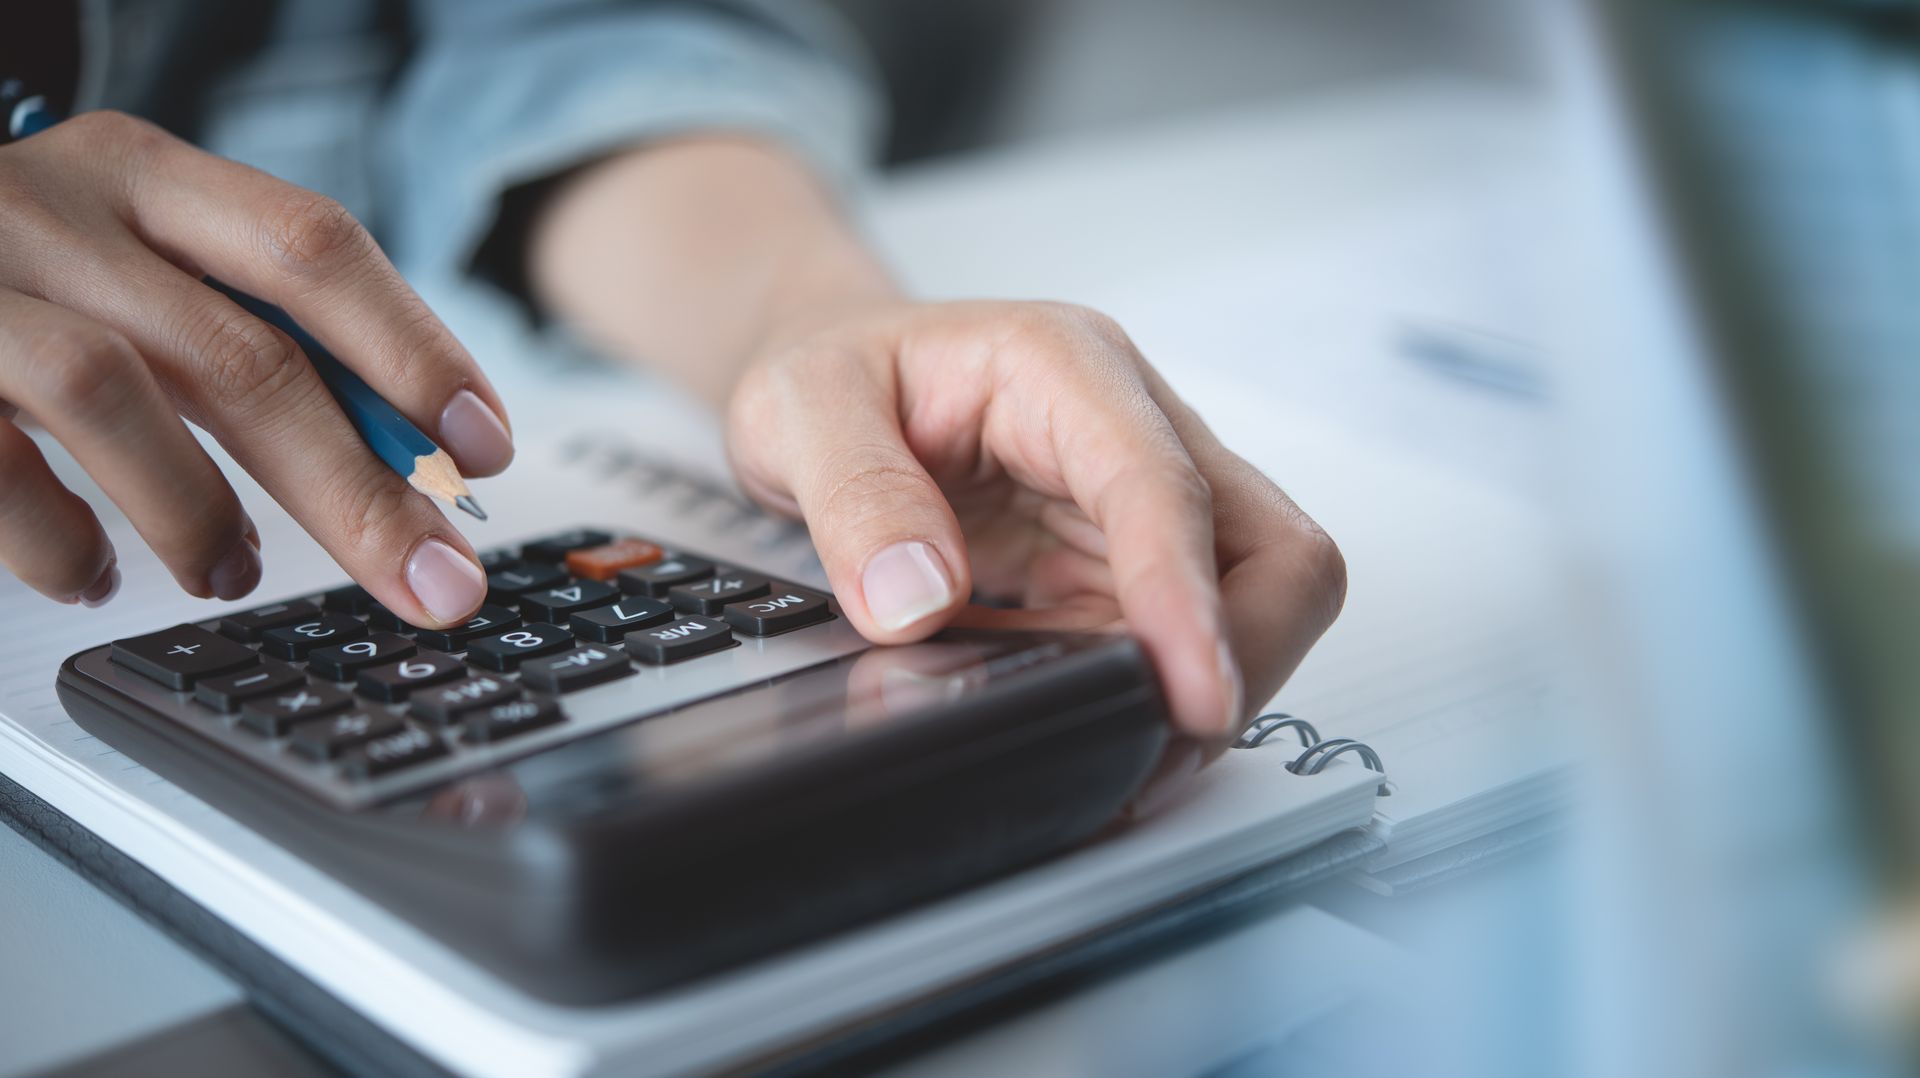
top-left (82, 530), bottom-right (850, 810)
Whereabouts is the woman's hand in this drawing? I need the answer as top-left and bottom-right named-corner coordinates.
top-left (726, 299), bottom-right (1346, 741)
top-left (0, 111), bottom-right (511, 625)
top-left (530, 137), bottom-right (1342, 740)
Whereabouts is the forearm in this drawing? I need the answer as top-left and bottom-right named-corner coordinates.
top-left (526, 137), bottom-right (898, 406)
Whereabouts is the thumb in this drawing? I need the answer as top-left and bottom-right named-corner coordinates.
top-left (728, 357), bottom-right (971, 643)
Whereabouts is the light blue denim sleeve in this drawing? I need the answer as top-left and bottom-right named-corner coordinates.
top-left (376, 0), bottom-right (883, 291)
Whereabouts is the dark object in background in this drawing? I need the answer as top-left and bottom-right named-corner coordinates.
top-left (828, 0), bottom-right (1036, 163)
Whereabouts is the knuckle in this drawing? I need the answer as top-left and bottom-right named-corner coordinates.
top-left (324, 458), bottom-right (418, 554)
top-left (260, 191), bottom-right (371, 279)
top-left (195, 315), bottom-right (305, 411)
top-left (1294, 524), bottom-right (1348, 626)
top-left (29, 326), bottom-right (140, 418)
top-left (811, 446), bottom-right (936, 533)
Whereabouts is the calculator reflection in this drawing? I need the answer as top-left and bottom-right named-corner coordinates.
top-left (419, 638), bottom-right (1020, 828)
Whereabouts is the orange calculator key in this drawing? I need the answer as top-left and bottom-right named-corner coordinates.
top-left (566, 538), bottom-right (664, 581)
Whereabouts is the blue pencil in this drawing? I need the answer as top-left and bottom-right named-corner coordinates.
top-left (7, 95), bottom-right (485, 521)
top-left (207, 282), bottom-right (486, 521)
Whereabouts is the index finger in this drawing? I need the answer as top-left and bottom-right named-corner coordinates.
top-left (979, 315), bottom-right (1237, 739)
top-left (109, 118), bottom-right (514, 478)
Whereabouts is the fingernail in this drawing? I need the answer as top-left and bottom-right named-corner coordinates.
top-left (209, 540), bottom-right (262, 601)
top-left (438, 389), bottom-right (514, 476)
top-left (79, 560), bottom-right (121, 608)
top-left (241, 511), bottom-right (260, 551)
top-left (1217, 638), bottom-right (1245, 736)
top-left (862, 540), bottom-right (954, 632)
top-left (406, 537), bottom-right (486, 625)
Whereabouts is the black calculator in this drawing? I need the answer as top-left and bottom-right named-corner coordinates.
top-left (55, 528), bottom-right (1168, 1003)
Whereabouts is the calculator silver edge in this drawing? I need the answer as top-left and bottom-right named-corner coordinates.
top-left (71, 603), bottom-right (869, 812)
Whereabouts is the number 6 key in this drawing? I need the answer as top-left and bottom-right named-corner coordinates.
top-left (355, 652), bottom-right (466, 702)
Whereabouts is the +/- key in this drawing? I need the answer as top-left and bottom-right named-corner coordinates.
top-left (668, 573), bottom-right (768, 615)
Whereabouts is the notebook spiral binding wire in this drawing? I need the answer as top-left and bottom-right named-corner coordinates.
top-left (1235, 713), bottom-right (1391, 797)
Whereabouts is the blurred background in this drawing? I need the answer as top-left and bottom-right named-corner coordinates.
top-left (5, 1), bottom-right (1916, 1075)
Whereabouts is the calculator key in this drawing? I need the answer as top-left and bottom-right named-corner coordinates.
top-left (409, 675), bottom-right (521, 724)
top-left (355, 652), bottom-right (466, 701)
top-left (486, 564), bottom-right (566, 605)
top-left (517, 579), bottom-right (620, 623)
top-left (519, 645), bottom-right (633, 694)
top-left (465, 623), bottom-right (575, 671)
top-left (259, 614), bottom-right (368, 660)
top-left (668, 573), bottom-right (769, 615)
top-left (520, 529), bottom-right (612, 564)
top-left (110, 625), bottom-right (257, 689)
top-left (477, 549), bottom-right (522, 572)
top-left (321, 584), bottom-right (375, 615)
top-left (306, 633), bottom-right (417, 681)
top-left (240, 683), bottom-right (353, 737)
top-left (625, 617), bottom-right (735, 665)
top-left (617, 555), bottom-right (714, 598)
top-left (411, 605), bottom-right (521, 651)
top-left (564, 538), bottom-right (663, 582)
top-left (194, 662), bottom-right (304, 712)
top-left (569, 596), bottom-right (673, 642)
top-left (722, 587), bottom-right (833, 636)
top-left (462, 698), bottom-right (563, 744)
top-left (366, 601), bottom-right (412, 631)
top-left (218, 599), bottom-right (321, 642)
top-left (289, 710), bottom-right (405, 761)
top-left (340, 725), bottom-right (449, 779)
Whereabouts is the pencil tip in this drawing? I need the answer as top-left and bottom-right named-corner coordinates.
top-left (455, 495), bottom-right (488, 521)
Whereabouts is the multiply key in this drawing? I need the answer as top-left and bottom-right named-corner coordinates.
top-left (240, 683), bottom-right (353, 736)
top-left (110, 625), bottom-right (257, 689)
top-left (195, 661), bottom-right (304, 712)
top-left (668, 573), bottom-right (768, 615)
top-left (259, 614), bottom-right (367, 660)
top-left (218, 599), bottom-right (320, 642)
top-left (519, 645), bottom-right (632, 694)
top-left (625, 617), bottom-right (734, 665)
top-left (517, 579), bottom-right (619, 623)
top-left (463, 698), bottom-right (563, 744)
top-left (340, 725), bottom-right (448, 779)
top-left (409, 676), bottom-right (521, 724)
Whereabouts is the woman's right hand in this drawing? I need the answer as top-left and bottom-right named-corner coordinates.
top-left (0, 110), bottom-right (513, 626)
